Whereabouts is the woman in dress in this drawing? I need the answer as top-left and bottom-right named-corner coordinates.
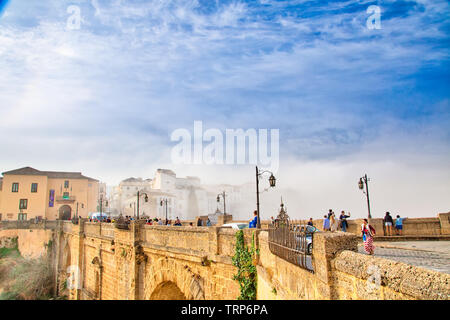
top-left (330, 213), bottom-right (339, 231)
top-left (361, 219), bottom-right (375, 255)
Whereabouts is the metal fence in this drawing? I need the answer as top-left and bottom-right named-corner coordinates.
top-left (267, 205), bottom-right (315, 272)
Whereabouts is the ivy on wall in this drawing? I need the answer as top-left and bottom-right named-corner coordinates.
top-left (232, 230), bottom-right (259, 300)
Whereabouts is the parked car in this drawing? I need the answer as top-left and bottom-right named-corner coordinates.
top-left (293, 225), bottom-right (318, 255)
top-left (222, 223), bottom-right (248, 230)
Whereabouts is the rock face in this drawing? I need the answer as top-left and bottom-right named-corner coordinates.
top-left (0, 236), bottom-right (17, 249)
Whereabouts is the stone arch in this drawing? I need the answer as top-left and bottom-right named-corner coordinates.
top-left (150, 281), bottom-right (186, 300)
top-left (59, 205), bottom-right (72, 220)
top-left (143, 257), bottom-right (205, 300)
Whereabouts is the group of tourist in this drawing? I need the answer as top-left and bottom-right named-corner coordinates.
top-left (320, 210), bottom-right (351, 232)
top-left (383, 212), bottom-right (407, 236)
top-left (314, 210), bottom-right (407, 256)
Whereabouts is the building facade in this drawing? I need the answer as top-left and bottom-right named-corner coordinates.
top-left (110, 169), bottom-right (255, 221)
top-left (0, 167), bottom-right (99, 221)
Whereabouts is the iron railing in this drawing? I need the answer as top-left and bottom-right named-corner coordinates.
top-left (268, 203), bottom-right (316, 272)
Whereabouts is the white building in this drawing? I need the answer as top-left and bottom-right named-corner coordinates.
top-left (110, 169), bottom-right (257, 221)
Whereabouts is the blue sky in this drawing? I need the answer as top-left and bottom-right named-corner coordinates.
top-left (0, 0), bottom-right (449, 218)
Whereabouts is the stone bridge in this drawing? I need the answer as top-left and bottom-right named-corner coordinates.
top-left (1, 220), bottom-right (449, 300)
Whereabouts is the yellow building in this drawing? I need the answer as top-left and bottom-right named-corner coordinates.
top-left (0, 167), bottom-right (99, 221)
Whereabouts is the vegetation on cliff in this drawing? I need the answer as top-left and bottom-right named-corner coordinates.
top-left (0, 239), bottom-right (56, 300)
top-left (232, 230), bottom-right (259, 300)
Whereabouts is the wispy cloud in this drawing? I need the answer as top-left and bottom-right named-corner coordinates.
top-left (0, 0), bottom-right (449, 217)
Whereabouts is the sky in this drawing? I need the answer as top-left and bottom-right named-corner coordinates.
top-left (0, 0), bottom-right (449, 220)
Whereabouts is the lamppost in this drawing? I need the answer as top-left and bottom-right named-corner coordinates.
top-left (358, 174), bottom-right (372, 219)
top-left (130, 202), bottom-right (136, 217)
top-left (256, 166), bottom-right (276, 229)
top-left (75, 202), bottom-right (84, 220)
top-left (160, 198), bottom-right (169, 224)
top-left (216, 191), bottom-right (227, 215)
top-left (99, 195), bottom-right (108, 218)
top-left (136, 190), bottom-right (149, 220)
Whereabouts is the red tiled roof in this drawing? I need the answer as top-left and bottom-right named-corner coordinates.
top-left (2, 167), bottom-right (99, 182)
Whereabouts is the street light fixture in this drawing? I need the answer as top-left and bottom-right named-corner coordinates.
top-left (136, 190), bottom-right (149, 220)
top-left (256, 166), bottom-right (277, 229)
top-left (358, 174), bottom-right (372, 219)
top-left (216, 191), bottom-right (227, 215)
top-left (160, 198), bottom-right (169, 225)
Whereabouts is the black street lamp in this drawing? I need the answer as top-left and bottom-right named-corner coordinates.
top-left (256, 166), bottom-right (276, 229)
top-left (160, 198), bottom-right (169, 225)
top-left (358, 174), bottom-right (372, 219)
top-left (136, 190), bottom-right (149, 220)
top-left (75, 202), bottom-right (84, 220)
top-left (99, 195), bottom-right (108, 218)
top-left (216, 191), bottom-right (227, 215)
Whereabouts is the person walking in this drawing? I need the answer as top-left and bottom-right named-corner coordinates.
top-left (339, 211), bottom-right (351, 232)
top-left (323, 215), bottom-right (331, 231)
top-left (395, 215), bottom-right (407, 236)
top-left (206, 218), bottom-right (212, 227)
top-left (361, 219), bottom-right (376, 255)
top-left (384, 212), bottom-right (394, 236)
top-left (249, 211), bottom-right (258, 229)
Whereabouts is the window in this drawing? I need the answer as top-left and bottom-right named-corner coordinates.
top-left (18, 213), bottom-right (27, 221)
top-left (19, 199), bottom-right (28, 210)
top-left (31, 183), bottom-right (38, 193)
top-left (64, 180), bottom-right (69, 188)
top-left (12, 183), bottom-right (19, 192)
top-left (63, 192), bottom-right (70, 199)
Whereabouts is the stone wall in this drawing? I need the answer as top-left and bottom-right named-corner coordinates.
top-left (332, 250), bottom-right (450, 300)
top-left (0, 228), bottom-right (53, 259)
top-left (256, 230), bottom-right (450, 300)
top-left (293, 212), bottom-right (450, 236)
top-left (2, 220), bottom-right (449, 300)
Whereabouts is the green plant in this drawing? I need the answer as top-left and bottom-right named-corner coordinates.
top-left (232, 230), bottom-right (258, 300)
top-left (0, 247), bottom-right (20, 259)
top-left (272, 287), bottom-right (277, 295)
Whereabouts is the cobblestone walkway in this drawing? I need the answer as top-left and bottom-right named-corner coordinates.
top-left (357, 245), bottom-right (450, 274)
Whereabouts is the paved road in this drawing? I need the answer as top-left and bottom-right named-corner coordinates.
top-left (357, 243), bottom-right (450, 274)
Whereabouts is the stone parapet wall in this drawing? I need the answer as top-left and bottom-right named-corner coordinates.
top-left (0, 220), bottom-right (57, 230)
top-left (3, 219), bottom-right (449, 300)
top-left (332, 250), bottom-right (450, 300)
top-left (279, 212), bottom-right (450, 237)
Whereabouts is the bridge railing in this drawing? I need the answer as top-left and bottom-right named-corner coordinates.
top-left (0, 220), bottom-right (58, 230)
top-left (63, 221), bottom-right (73, 233)
top-left (84, 222), bottom-right (100, 237)
top-left (268, 219), bottom-right (315, 273)
top-left (140, 225), bottom-right (210, 253)
top-left (100, 223), bottom-right (115, 239)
